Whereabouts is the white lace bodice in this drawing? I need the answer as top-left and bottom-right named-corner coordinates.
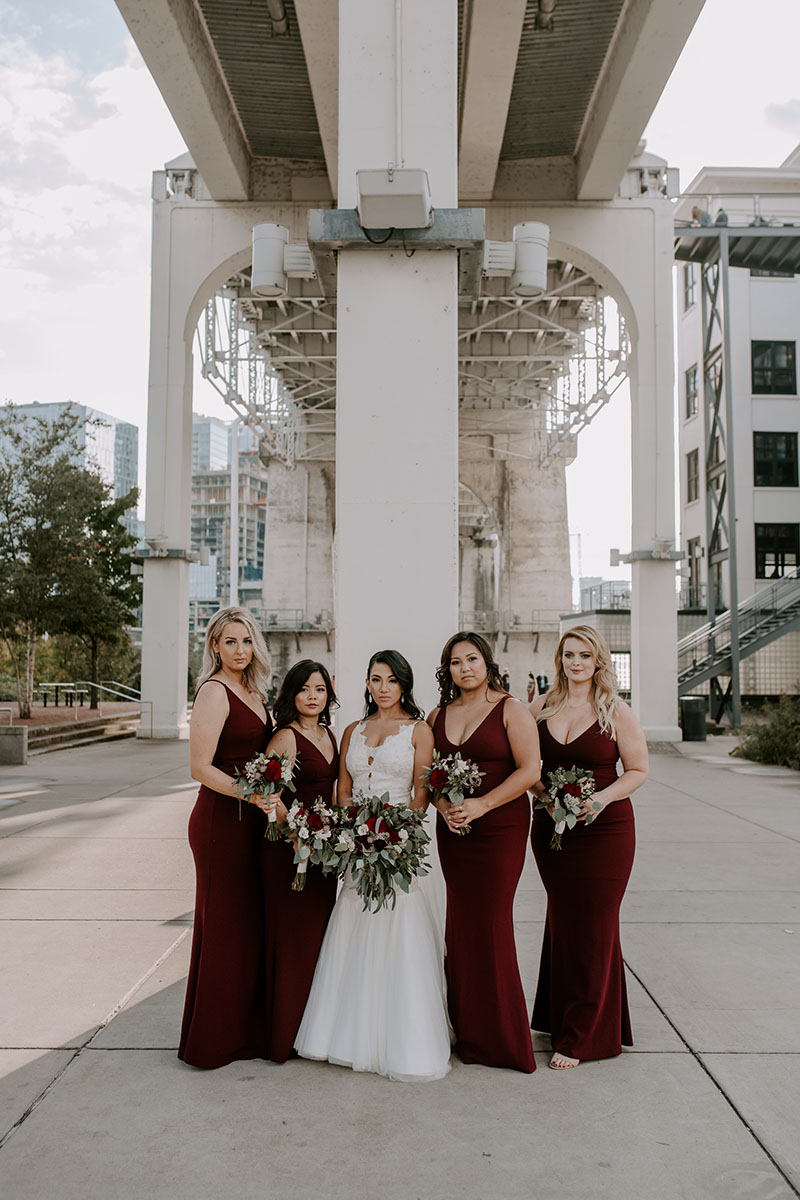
top-left (346, 721), bottom-right (416, 807)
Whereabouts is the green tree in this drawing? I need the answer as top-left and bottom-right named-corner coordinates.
top-left (52, 489), bottom-right (142, 707)
top-left (0, 404), bottom-right (140, 716)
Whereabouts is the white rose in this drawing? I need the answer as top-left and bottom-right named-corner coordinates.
top-left (399, 829), bottom-right (409, 842)
top-left (357, 824), bottom-right (369, 837)
top-left (299, 827), bottom-right (309, 839)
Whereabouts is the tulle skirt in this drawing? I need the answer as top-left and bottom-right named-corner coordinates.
top-left (295, 815), bottom-right (451, 1083)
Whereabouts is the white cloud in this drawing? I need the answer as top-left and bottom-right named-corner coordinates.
top-left (0, 32), bottom-right (185, 491)
top-left (765, 98), bottom-right (800, 136)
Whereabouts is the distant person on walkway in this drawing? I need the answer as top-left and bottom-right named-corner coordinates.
top-left (691, 205), bottom-right (711, 226)
top-left (529, 624), bottom-right (648, 1069)
top-left (430, 632), bottom-right (541, 1073)
top-left (260, 660), bottom-right (339, 1062)
top-left (527, 672), bottom-right (537, 703)
top-left (179, 606), bottom-right (273, 1069)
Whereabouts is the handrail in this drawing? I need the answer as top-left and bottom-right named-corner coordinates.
top-left (0, 707), bottom-right (12, 726)
top-left (101, 680), bottom-right (141, 700)
top-left (678, 569), bottom-right (800, 684)
top-left (678, 568), bottom-right (800, 659)
top-left (71, 680), bottom-right (152, 738)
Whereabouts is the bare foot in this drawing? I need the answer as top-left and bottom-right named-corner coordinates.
top-left (549, 1052), bottom-right (580, 1070)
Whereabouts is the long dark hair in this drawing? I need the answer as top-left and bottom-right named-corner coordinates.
top-left (273, 659), bottom-right (337, 729)
top-left (363, 650), bottom-right (424, 720)
top-left (435, 631), bottom-right (506, 707)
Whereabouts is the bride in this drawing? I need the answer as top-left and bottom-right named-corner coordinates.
top-left (294, 649), bottom-right (451, 1082)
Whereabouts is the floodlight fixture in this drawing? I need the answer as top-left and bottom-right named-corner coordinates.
top-left (510, 222), bottom-right (549, 296)
top-left (252, 224), bottom-right (317, 297)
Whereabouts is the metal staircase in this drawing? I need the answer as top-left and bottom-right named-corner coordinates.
top-left (678, 570), bottom-right (800, 713)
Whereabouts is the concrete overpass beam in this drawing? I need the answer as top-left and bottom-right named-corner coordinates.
top-left (115, 0), bottom-right (250, 200)
top-left (458, 0), bottom-right (527, 200)
top-left (295, 0), bottom-right (340, 200)
top-left (575, 0), bottom-right (705, 200)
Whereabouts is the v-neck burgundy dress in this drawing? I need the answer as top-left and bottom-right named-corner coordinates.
top-left (434, 697), bottom-right (535, 1073)
top-left (261, 726), bottom-right (338, 1062)
top-left (179, 683), bottom-right (272, 1069)
top-left (530, 719), bottom-right (635, 1061)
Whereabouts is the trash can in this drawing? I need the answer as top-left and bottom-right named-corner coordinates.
top-left (680, 696), bottom-right (707, 742)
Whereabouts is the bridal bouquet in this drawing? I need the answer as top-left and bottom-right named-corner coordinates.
top-left (344, 792), bottom-right (431, 913)
top-left (234, 751), bottom-right (296, 839)
top-left (423, 749), bottom-right (485, 835)
top-left (535, 765), bottom-right (599, 850)
top-left (283, 795), bottom-right (347, 890)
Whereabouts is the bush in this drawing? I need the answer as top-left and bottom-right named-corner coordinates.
top-left (735, 695), bottom-right (800, 770)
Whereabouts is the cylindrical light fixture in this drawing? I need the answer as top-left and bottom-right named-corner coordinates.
top-left (252, 223), bottom-right (288, 296)
top-left (511, 222), bottom-right (550, 296)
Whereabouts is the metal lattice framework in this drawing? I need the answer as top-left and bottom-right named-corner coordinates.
top-left (195, 261), bottom-right (629, 469)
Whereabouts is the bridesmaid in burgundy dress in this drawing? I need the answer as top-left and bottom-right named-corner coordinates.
top-left (260, 660), bottom-right (338, 1062)
top-left (428, 632), bottom-right (541, 1073)
top-left (179, 607), bottom-right (273, 1069)
top-left (530, 624), bottom-right (648, 1069)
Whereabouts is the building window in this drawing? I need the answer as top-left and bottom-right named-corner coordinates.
top-left (755, 523), bottom-right (799, 578)
top-left (753, 432), bottom-right (798, 487)
top-left (683, 263), bottom-right (696, 310)
top-left (751, 341), bottom-right (796, 395)
top-left (685, 364), bottom-right (698, 418)
top-left (686, 536), bottom-right (703, 607)
top-left (686, 449), bottom-right (700, 502)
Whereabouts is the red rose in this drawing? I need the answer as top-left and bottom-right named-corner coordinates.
top-left (429, 768), bottom-right (448, 789)
top-left (366, 815), bottom-right (378, 831)
top-left (389, 829), bottom-right (400, 844)
top-left (563, 783), bottom-right (581, 797)
top-left (263, 758), bottom-right (283, 782)
top-left (307, 812), bottom-right (323, 831)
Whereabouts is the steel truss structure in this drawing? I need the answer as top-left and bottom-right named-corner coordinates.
top-left (195, 262), bottom-right (629, 470)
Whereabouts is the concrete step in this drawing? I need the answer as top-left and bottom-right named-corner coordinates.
top-left (27, 712), bottom-right (138, 743)
top-left (28, 727), bottom-right (138, 756)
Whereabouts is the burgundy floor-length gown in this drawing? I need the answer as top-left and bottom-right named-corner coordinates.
top-left (179, 684), bottom-right (272, 1069)
top-left (434, 697), bottom-right (535, 1073)
top-left (531, 719), bottom-right (635, 1061)
top-left (261, 726), bottom-right (338, 1062)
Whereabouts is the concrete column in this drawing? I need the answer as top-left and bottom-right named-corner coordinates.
top-left (263, 463), bottom-right (310, 613)
top-left (628, 203), bottom-right (682, 741)
top-left (484, 202), bottom-right (681, 738)
top-left (139, 186), bottom-right (192, 739)
top-left (335, 0), bottom-right (459, 718)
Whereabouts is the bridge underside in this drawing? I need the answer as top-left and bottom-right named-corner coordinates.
top-left (116, 0), bottom-right (706, 736)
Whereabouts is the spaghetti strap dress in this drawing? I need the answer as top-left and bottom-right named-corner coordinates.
top-left (261, 726), bottom-right (338, 1062)
top-left (530, 719), bottom-right (635, 1060)
top-left (179, 683), bottom-right (272, 1069)
top-left (434, 697), bottom-right (535, 1073)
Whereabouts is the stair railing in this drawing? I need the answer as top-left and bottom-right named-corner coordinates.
top-left (71, 680), bottom-right (152, 738)
top-left (678, 567), bottom-right (800, 680)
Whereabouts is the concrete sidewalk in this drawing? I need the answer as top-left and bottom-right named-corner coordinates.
top-left (0, 737), bottom-right (797, 1199)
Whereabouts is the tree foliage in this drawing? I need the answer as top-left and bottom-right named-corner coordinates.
top-left (0, 404), bottom-right (141, 716)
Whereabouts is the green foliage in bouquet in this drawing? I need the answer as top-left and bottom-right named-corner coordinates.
top-left (347, 792), bottom-right (431, 913)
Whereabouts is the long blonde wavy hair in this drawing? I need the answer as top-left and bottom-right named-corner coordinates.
top-left (536, 624), bottom-right (620, 736)
top-left (196, 606), bottom-right (271, 700)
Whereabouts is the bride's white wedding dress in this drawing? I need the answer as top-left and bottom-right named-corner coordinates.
top-left (294, 721), bottom-right (451, 1082)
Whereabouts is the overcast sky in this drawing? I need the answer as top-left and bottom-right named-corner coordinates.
top-left (1, 0), bottom-right (799, 581)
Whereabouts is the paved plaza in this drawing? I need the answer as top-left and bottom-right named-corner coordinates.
top-left (0, 735), bottom-right (797, 1199)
